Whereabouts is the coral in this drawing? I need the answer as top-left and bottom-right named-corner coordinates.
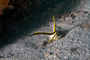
top-left (0, 0), bottom-right (9, 13)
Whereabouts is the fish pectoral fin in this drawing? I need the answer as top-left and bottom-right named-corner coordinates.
top-left (48, 33), bottom-right (56, 42)
top-left (55, 34), bottom-right (58, 40)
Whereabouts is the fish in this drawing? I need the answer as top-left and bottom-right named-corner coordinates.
top-left (31, 16), bottom-right (58, 43)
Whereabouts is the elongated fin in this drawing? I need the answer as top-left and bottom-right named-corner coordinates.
top-left (32, 31), bottom-right (54, 35)
top-left (53, 16), bottom-right (56, 32)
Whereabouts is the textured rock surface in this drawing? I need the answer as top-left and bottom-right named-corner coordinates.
top-left (0, 0), bottom-right (90, 60)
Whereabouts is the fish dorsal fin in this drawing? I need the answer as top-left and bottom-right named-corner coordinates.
top-left (53, 16), bottom-right (56, 32)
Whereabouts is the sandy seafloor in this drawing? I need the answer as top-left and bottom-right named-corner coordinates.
top-left (0, 0), bottom-right (90, 60)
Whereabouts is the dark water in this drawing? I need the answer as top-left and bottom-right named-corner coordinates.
top-left (0, 0), bottom-right (80, 48)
